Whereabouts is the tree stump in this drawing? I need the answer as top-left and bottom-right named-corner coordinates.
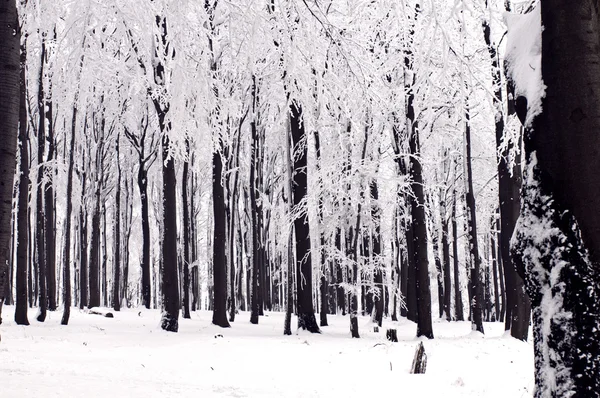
top-left (410, 342), bottom-right (427, 374)
top-left (386, 328), bottom-right (398, 342)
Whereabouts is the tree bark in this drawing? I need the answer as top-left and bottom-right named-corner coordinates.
top-left (512, 2), bottom-right (600, 395)
top-left (182, 140), bottom-right (190, 319)
top-left (464, 109), bottom-right (484, 334)
top-left (371, 180), bottom-right (383, 327)
top-left (212, 145), bottom-right (230, 328)
top-left (291, 102), bottom-right (319, 333)
top-left (15, 29), bottom-right (29, 325)
top-left (452, 190), bottom-right (464, 321)
top-left (112, 131), bottom-right (121, 312)
top-left (35, 37), bottom-right (47, 322)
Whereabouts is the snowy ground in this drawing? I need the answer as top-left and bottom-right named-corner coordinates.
top-left (0, 306), bottom-right (533, 397)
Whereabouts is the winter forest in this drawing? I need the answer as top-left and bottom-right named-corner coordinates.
top-left (1, 0), bottom-right (600, 396)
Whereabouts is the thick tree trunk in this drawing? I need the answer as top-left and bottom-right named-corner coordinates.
top-left (511, 3), bottom-right (600, 395)
top-left (15, 33), bottom-right (29, 325)
top-left (212, 147), bottom-right (230, 328)
top-left (481, 1), bottom-right (531, 339)
top-left (464, 111), bottom-right (484, 334)
top-left (160, 133), bottom-right (180, 331)
top-left (290, 102), bottom-right (319, 333)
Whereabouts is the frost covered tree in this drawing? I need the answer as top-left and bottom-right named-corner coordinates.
top-left (508, 2), bottom-right (600, 396)
top-left (0, 0), bottom-right (20, 324)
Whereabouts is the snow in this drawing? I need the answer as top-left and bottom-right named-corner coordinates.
top-left (0, 306), bottom-right (533, 397)
top-left (504, 4), bottom-right (544, 126)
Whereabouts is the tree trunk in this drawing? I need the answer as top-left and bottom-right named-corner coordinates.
top-left (112, 131), bottom-right (121, 312)
top-left (15, 32), bottom-right (29, 325)
top-left (138, 164), bottom-right (151, 309)
top-left (291, 102), bottom-right (319, 334)
top-left (35, 37), bottom-right (47, 322)
top-left (314, 130), bottom-right (328, 327)
top-left (79, 174), bottom-right (88, 309)
top-left (371, 180), bottom-right (383, 327)
top-left (491, 223), bottom-right (500, 322)
top-left (452, 191), bottom-right (464, 321)
top-left (441, 209), bottom-right (452, 321)
top-left (212, 146), bottom-right (230, 328)
top-left (283, 121), bottom-right (294, 336)
top-left (464, 110), bottom-right (484, 334)
top-left (511, 3), bottom-right (600, 395)
top-left (182, 141), bottom-right (191, 319)
top-left (61, 35), bottom-right (86, 324)
top-left (160, 133), bottom-right (179, 331)
top-left (89, 182), bottom-right (101, 308)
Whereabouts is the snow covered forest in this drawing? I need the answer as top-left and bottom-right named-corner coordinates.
top-left (1, 0), bottom-right (599, 396)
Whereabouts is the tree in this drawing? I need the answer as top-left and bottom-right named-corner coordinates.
top-left (0, 0), bottom-right (20, 323)
top-left (291, 102), bottom-right (319, 334)
top-left (15, 2), bottom-right (29, 325)
top-left (510, 2), bottom-right (600, 396)
top-left (482, 0), bottom-right (530, 341)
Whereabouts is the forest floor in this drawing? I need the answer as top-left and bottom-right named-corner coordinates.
top-left (0, 306), bottom-right (533, 397)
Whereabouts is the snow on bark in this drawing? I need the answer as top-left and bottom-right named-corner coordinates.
top-left (504, 5), bottom-right (544, 127)
top-left (512, 151), bottom-right (600, 397)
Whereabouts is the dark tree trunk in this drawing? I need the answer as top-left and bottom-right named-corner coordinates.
top-left (464, 110), bottom-right (484, 334)
top-left (371, 180), bottom-right (383, 327)
top-left (409, 129), bottom-right (433, 339)
top-left (482, 0), bottom-right (531, 340)
top-left (496, 216), bottom-right (506, 322)
top-left (62, 38), bottom-right (86, 322)
top-left (182, 141), bottom-right (191, 319)
top-left (314, 131), bottom-right (328, 327)
top-left (452, 192), bottom-right (464, 321)
top-left (112, 132), bottom-right (121, 312)
top-left (89, 185), bottom-right (101, 308)
top-left (15, 34), bottom-right (29, 325)
top-left (335, 230), bottom-right (345, 315)
top-left (441, 210), bottom-right (452, 321)
top-left (160, 132), bottom-right (180, 331)
top-left (60, 94), bottom-right (79, 326)
top-left (283, 121), bottom-right (294, 336)
top-left (35, 38), bottom-right (47, 322)
top-left (432, 228), bottom-right (444, 319)
top-left (79, 180), bottom-right (88, 309)
top-left (102, 203), bottom-right (108, 306)
top-left (511, 3), bottom-right (600, 395)
top-left (249, 78), bottom-right (261, 325)
top-left (212, 146), bottom-right (230, 328)
top-left (290, 102), bottom-right (319, 333)
top-left (44, 26), bottom-right (56, 312)
top-left (491, 224), bottom-right (500, 321)
top-left (228, 124), bottom-right (242, 322)
top-left (138, 165), bottom-right (151, 309)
